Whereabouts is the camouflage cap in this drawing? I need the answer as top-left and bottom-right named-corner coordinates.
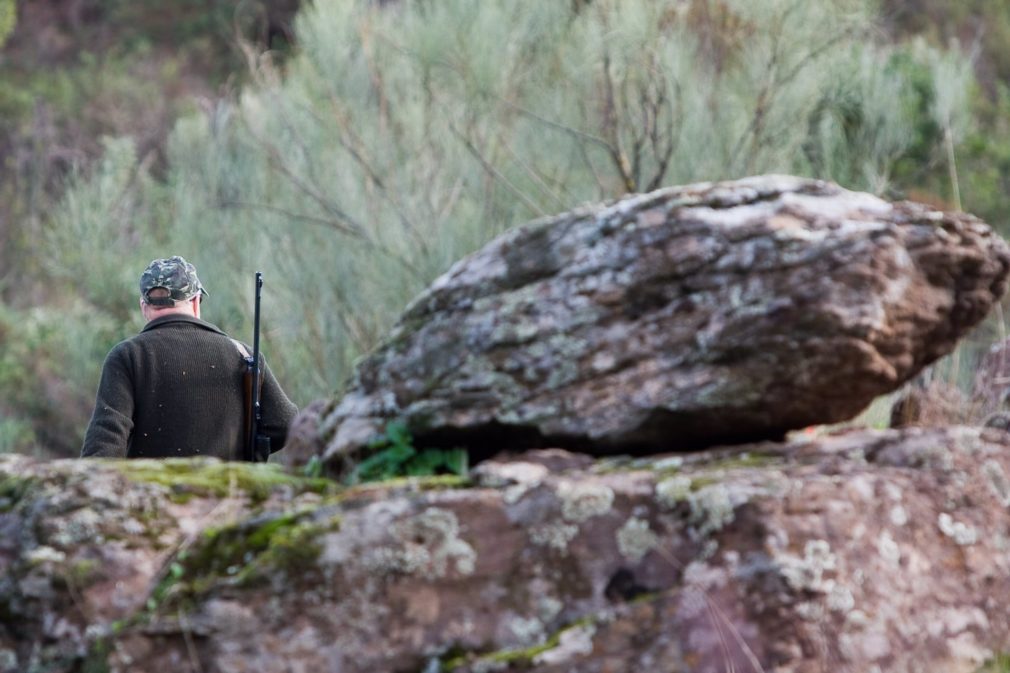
top-left (139, 256), bottom-right (208, 306)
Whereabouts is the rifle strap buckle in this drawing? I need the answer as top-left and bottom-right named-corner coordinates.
top-left (230, 338), bottom-right (252, 362)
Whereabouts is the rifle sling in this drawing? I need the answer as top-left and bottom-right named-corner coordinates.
top-left (231, 338), bottom-right (263, 459)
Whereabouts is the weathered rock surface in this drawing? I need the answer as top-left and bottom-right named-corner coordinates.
top-left (974, 336), bottom-right (1010, 412)
top-left (4, 427), bottom-right (1010, 673)
top-left (889, 380), bottom-right (974, 428)
top-left (316, 175), bottom-right (1010, 464)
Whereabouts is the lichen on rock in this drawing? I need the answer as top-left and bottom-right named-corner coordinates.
top-left (363, 507), bottom-right (477, 579)
top-left (557, 481), bottom-right (614, 523)
top-left (655, 474), bottom-right (694, 508)
top-left (938, 512), bottom-right (978, 546)
top-left (616, 517), bottom-right (658, 562)
top-left (776, 539), bottom-right (838, 593)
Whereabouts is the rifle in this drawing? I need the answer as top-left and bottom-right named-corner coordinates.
top-left (243, 271), bottom-right (270, 462)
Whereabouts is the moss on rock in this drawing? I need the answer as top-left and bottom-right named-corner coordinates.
top-left (148, 508), bottom-right (341, 612)
top-left (442, 617), bottom-right (597, 671)
top-left (113, 458), bottom-right (337, 503)
top-left (345, 473), bottom-right (472, 495)
top-left (0, 473), bottom-right (40, 511)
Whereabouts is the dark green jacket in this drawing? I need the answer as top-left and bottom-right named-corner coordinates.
top-left (81, 314), bottom-right (298, 459)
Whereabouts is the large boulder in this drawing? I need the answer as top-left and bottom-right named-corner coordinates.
top-left (316, 176), bottom-right (1010, 464)
top-left (4, 427), bottom-right (1010, 672)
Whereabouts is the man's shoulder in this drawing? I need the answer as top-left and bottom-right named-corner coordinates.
top-left (123, 317), bottom-right (237, 355)
top-left (100, 336), bottom-right (141, 371)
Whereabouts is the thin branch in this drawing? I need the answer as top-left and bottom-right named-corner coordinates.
top-left (220, 198), bottom-right (423, 278)
top-left (944, 124), bottom-right (962, 211)
top-left (574, 96), bottom-right (609, 196)
top-left (500, 98), bottom-right (613, 150)
top-left (498, 132), bottom-right (569, 210)
top-left (707, 594), bottom-right (767, 673)
top-left (256, 134), bottom-right (368, 237)
top-left (321, 94), bottom-right (430, 256)
top-left (254, 66), bottom-right (373, 239)
top-left (730, 24), bottom-right (783, 175)
top-left (579, 138), bottom-right (609, 197)
top-left (647, 74), bottom-right (680, 192)
top-left (218, 200), bottom-right (362, 237)
top-left (627, 71), bottom-right (646, 190)
top-left (654, 544), bottom-right (768, 673)
top-left (447, 117), bottom-right (547, 217)
top-left (178, 609), bottom-right (205, 673)
top-left (435, 176), bottom-right (465, 222)
top-left (706, 598), bottom-right (738, 673)
top-left (601, 52), bottom-right (637, 193)
top-left (239, 85), bottom-right (370, 240)
top-left (358, 16), bottom-right (392, 142)
top-left (495, 94), bottom-right (612, 196)
top-left (730, 7), bottom-right (870, 172)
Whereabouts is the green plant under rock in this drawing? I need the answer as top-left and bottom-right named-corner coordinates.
top-left (349, 421), bottom-right (468, 485)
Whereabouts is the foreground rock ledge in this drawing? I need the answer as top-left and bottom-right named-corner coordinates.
top-left (3, 427), bottom-right (1010, 673)
top-left (316, 175), bottom-right (1010, 464)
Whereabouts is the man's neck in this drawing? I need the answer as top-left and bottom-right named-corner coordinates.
top-left (143, 301), bottom-right (200, 323)
top-left (147, 309), bottom-right (198, 322)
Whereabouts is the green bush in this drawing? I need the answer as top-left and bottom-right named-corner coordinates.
top-left (0, 0), bottom-right (13, 49)
top-left (0, 415), bottom-right (34, 455)
top-left (882, 0), bottom-right (1010, 94)
top-left (0, 301), bottom-right (122, 456)
top-left (958, 84), bottom-right (1010, 236)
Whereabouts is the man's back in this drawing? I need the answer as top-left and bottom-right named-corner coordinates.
top-left (82, 314), bottom-right (296, 459)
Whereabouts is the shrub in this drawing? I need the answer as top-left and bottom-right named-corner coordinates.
top-left (0, 301), bottom-right (121, 456)
top-left (0, 0), bottom-right (14, 48)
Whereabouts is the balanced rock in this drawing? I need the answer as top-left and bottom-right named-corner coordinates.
top-left (319, 175), bottom-right (1010, 464)
top-left (5, 427), bottom-right (1010, 672)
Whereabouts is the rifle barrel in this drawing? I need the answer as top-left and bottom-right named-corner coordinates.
top-left (248, 272), bottom-right (263, 461)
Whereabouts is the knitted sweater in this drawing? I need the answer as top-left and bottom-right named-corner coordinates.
top-left (81, 314), bottom-right (298, 459)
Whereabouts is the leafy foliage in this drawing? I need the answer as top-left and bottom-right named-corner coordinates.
top-left (0, 0), bottom-right (14, 49)
top-left (957, 85), bottom-right (1010, 233)
top-left (881, 0), bottom-right (1010, 94)
top-left (0, 300), bottom-right (121, 456)
top-left (349, 422), bottom-right (468, 485)
top-left (0, 416), bottom-right (33, 455)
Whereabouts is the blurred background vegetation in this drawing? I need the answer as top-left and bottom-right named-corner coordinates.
top-left (2, 0), bottom-right (1010, 457)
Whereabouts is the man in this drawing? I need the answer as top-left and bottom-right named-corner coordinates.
top-left (81, 256), bottom-right (298, 460)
